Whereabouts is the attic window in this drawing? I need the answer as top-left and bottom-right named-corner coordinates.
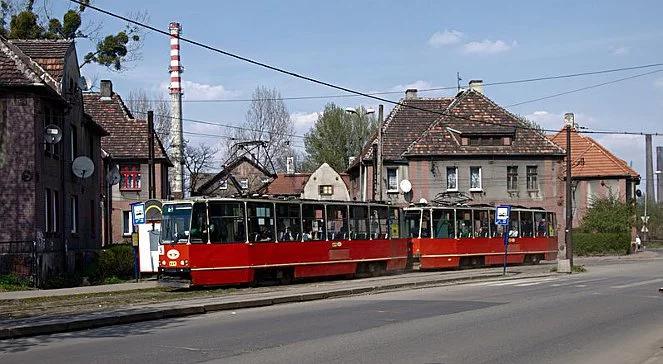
top-left (466, 135), bottom-right (513, 146)
top-left (503, 136), bottom-right (512, 146)
top-left (461, 137), bottom-right (469, 146)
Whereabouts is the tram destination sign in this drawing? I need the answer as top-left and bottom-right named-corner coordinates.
top-left (495, 205), bottom-right (511, 226)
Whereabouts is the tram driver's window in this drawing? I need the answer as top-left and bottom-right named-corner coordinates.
top-left (433, 209), bottom-right (454, 238)
top-left (547, 212), bottom-right (556, 237)
top-left (302, 204), bottom-right (325, 241)
top-left (189, 202), bottom-right (208, 243)
top-left (276, 203), bottom-right (302, 242)
top-left (350, 205), bottom-right (369, 240)
top-left (247, 202), bottom-right (275, 242)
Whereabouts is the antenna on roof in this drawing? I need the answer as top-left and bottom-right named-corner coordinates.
top-left (457, 72), bottom-right (462, 93)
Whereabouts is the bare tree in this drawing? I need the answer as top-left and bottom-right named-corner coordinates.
top-left (183, 142), bottom-right (218, 196)
top-left (229, 86), bottom-right (294, 171)
top-left (126, 89), bottom-right (171, 150)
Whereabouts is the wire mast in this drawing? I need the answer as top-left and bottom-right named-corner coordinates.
top-left (169, 22), bottom-right (185, 198)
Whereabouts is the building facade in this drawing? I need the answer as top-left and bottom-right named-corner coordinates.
top-left (83, 81), bottom-right (172, 244)
top-left (0, 38), bottom-right (107, 276)
top-left (266, 163), bottom-right (351, 200)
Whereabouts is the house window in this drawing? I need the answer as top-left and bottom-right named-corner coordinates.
top-left (219, 179), bottom-right (228, 190)
top-left (120, 165), bottom-right (141, 191)
top-left (70, 124), bottom-right (77, 160)
top-left (45, 188), bottom-right (51, 233)
top-left (386, 168), bottom-right (398, 192)
top-left (122, 210), bottom-right (133, 235)
top-left (507, 166), bottom-right (518, 191)
top-left (70, 195), bottom-right (78, 233)
top-left (470, 167), bottom-right (482, 191)
top-left (45, 189), bottom-right (58, 233)
top-left (319, 185), bottom-right (333, 195)
top-left (240, 179), bottom-right (249, 190)
top-left (527, 166), bottom-right (538, 190)
top-left (446, 166), bottom-right (458, 191)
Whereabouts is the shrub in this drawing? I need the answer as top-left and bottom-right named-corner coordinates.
top-left (580, 195), bottom-right (634, 234)
top-left (0, 274), bottom-right (32, 291)
top-left (96, 244), bottom-right (135, 281)
top-left (573, 231), bottom-right (631, 256)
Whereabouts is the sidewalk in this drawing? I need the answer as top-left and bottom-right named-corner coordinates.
top-left (0, 265), bottom-right (555, 340)
top-left (0, 280), bottom-right (159, 300)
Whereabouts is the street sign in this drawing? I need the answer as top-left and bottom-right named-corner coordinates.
top-left (495, 205), bottom-right (511, 226)
top-left (641, 216), bottom-right (650, 224)
top-left (132, 203), bottom-right (146, 225)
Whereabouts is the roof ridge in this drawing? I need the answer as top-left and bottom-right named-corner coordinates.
top-left (584, 135), bottom-right (638, 176)
top-left (401, 93), bottom-right (465, 156)
top-left (9, 38), bottom-right (73, 43)
top-left (0, 37), bottom-right (46, 86)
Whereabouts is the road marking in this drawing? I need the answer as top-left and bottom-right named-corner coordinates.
top-left (514, 278), bottom-right (559, 287)
top-left (574, 285), bottom-right (587, 288)
top-left (610, 278), bottom-right (663, 289)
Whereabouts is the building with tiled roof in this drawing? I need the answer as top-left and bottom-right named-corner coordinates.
top-left (348, 82), bottom-right (566, 223)
top-left (265, 163), bottom-right (351, 200)
top-left (82, 80), bottom-right (172, 244)
top-left (549, 127), bottom-right (640, 225)
top-left (0, 36), bottom-right (107, 279)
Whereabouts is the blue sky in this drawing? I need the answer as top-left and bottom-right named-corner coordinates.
top-left (55, 0), bottom-right (663, 184)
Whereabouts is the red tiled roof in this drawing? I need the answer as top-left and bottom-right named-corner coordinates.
top-left (83, 92), bottom-right (170, 162)
top-left (549, 129), bottom-right (639, 178)
top-left (0, 37), bottom-right (53, 87)
top-left (9, 39), bottom-right (73, 81)
top-left (405, 90), bottom-right (565, 156)
top-left (265, 173), bottom-right (311, 195)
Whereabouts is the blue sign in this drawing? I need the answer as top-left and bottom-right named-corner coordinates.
top-left (131, 203), bottom-right (146, 225)
top-left (494, 205), bottom-right (511, 226)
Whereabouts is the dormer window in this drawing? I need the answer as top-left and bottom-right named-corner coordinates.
top-left (463, 134), bottom-right (514, 146)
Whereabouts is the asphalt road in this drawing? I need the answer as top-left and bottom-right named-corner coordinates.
top-left (2, 259), bottom-right (663, 364)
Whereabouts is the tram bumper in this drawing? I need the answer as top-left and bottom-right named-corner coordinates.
top-left (159, 268), bottom-right (192, 288)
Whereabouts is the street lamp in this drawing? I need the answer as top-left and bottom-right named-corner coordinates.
top-left (346, 107), bottom-right (375, 202)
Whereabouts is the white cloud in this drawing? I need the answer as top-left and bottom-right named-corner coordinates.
top-left (389, 80), bottom-right (434, 92)
top-left (160, 81), bottom-right (240, 100)
top-left (291, 111), bottom-right (320, 135)
top-left (611, 46), bottom-right (629, 55)
top-left (428, 30), bottom-right (464, 47)
top-left (462, 39), bottom-right (517, 55)
top-left (524, 111), bottom-right (597, 131)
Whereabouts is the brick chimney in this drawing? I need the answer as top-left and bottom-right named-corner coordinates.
top-left (405, 88), bottom-right (418, 100)
top-left (100, 80), bottom-right (113, 100)
top-left (469, 80), bottom-right (483, 94)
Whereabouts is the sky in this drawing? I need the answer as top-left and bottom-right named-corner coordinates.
top-left (51, 0), bottom-right (663, 186)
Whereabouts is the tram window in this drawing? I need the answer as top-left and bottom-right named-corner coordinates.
top-left (302, 204), bottom-right (325, 241)
top-left (432, 209), bottom-right (454, 238)
top-left (350, 205), bottom-right (369, 240)
top-left (326, 204), bottom-right (349, 240)
top-left (489, 210), bottom-right (504, 238)
top-left (370, 206), bottom-right (389, 239)
top-left (421, 209), bottom-right (431, 238)
top-left (509, 211), bottom-right (520, 237)
top-left (276, 203), bottom-right (302, 242)
top-left (247, 202), bottom-right (275, 242)
top-left (521, 211), bottom-right (534, 238)
top-left (404, 210), bottom-right (421, 238)
top-left (208, 202), bottom-right (246, 243)
top-left (473, 209), bottom-right (490, 238)
top-left (456, 209), bottom-right (472, 238)
top-left (389, 208), bottom-right (401, 238)
top-left (189, 202), bottom-right (208, 244)
top-left (534, 211), bottom-right (548, 237)
top-left (547, 212), bottom-right (556, 237)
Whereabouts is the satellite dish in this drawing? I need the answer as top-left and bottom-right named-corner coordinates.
top-left (419, 198), bottom-right (428, 204)
top-left (106, 165), bottom-right (120, 185)
top-left (400, 179), bottom-right (412, 193)
top-left (72, 156), bottom-right (94, 179)
top-left (44, 124), bottom-right (62, 144)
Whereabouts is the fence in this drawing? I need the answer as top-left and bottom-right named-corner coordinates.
top-left (0, 239), bottom-right (64, 288)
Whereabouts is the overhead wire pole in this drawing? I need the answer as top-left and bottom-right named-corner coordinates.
top-left (561, 113), bottom-right (575, 273)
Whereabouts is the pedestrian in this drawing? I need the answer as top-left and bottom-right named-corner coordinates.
top-left (635, 235), bottom-right (642, 252)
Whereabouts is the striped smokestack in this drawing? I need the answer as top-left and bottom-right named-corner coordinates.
top-left (168, 22), bottom-right (184, 198)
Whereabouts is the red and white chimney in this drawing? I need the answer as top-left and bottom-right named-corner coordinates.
top-left (168, 22), bottom-right (184, 198)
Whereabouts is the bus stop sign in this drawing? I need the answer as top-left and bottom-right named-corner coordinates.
top-left (495, 205), bottom-right (511, 226)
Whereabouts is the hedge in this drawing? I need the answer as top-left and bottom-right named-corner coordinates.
top-left (572, 231), bottom-right (631, 256)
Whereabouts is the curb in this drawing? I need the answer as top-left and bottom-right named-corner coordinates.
top-left (0, 272), bottom-right (553, 340)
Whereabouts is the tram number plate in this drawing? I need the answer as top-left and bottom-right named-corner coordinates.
top-left (329, 249), bottom-right (350, 260)
top-left (169, 261), bottom-right (177, 267)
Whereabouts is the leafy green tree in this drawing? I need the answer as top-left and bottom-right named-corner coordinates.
top-left (303, 103), bottom-right (377, 172)
top-left (1, 0), bottom-right (142, 71)
top-left (579, 194), bottom-right (635, 234)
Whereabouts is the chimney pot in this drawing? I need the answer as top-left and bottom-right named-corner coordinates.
top-left (405, 88), bottom-right (418, 100)
top-left (100, 80), bottom-right (113, 99)
top-left (468, 80), bottom-right (483, 94)
top-left (286, 156), bottom-right (295, 174)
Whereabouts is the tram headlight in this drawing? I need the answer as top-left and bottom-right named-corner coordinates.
top-left (180, 260), bottom-right (188, 266)
top-left (161, 260), bottom-right (166, 266)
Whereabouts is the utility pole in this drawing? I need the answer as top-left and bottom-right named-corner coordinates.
top-left (645, 134), bottom-right (654, 204)
top-left (657, 147), bottom-right (662, 203)
top-left (559, 113), bottom-right (574, 273)
top-left (147, 111), bottom-right (156, 199)
top-left (377, 104), bottom-right (384, 201)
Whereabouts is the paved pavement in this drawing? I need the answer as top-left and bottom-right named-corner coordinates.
top-left (0, 281), bottom-right (159, 300)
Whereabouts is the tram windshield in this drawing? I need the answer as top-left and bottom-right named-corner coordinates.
top-left (161, 203), bottom-right (192, 244)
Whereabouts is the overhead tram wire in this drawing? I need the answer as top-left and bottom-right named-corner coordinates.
top-left (73, 1), bottom-right (663, 137)
top-left (126, 63), bottom-right (663, 104)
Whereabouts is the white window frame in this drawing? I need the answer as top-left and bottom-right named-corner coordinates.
top-left (386, 167), bottom-right (399, 193)
top-left (219, 179), bottom-right (228, 190)
top-left (526, 165), bottom-right (539, 191)
top-left (70, 195), bottom-right (78, 233)
top-left (240, 179), bottom-right (249, 190)
top-left (122, 210), bottom-right (133, 236)
top-left (469, 166), bottom-right (482, 191)
top-left (446, 166), bottom-right (458, 191)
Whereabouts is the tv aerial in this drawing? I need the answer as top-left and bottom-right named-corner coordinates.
top-left (72, 156), bottom-right (94, 179)
top-left (43, 125), bottom-right (62, 144)
top-left (106, 165), bottom-right (121, 185)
